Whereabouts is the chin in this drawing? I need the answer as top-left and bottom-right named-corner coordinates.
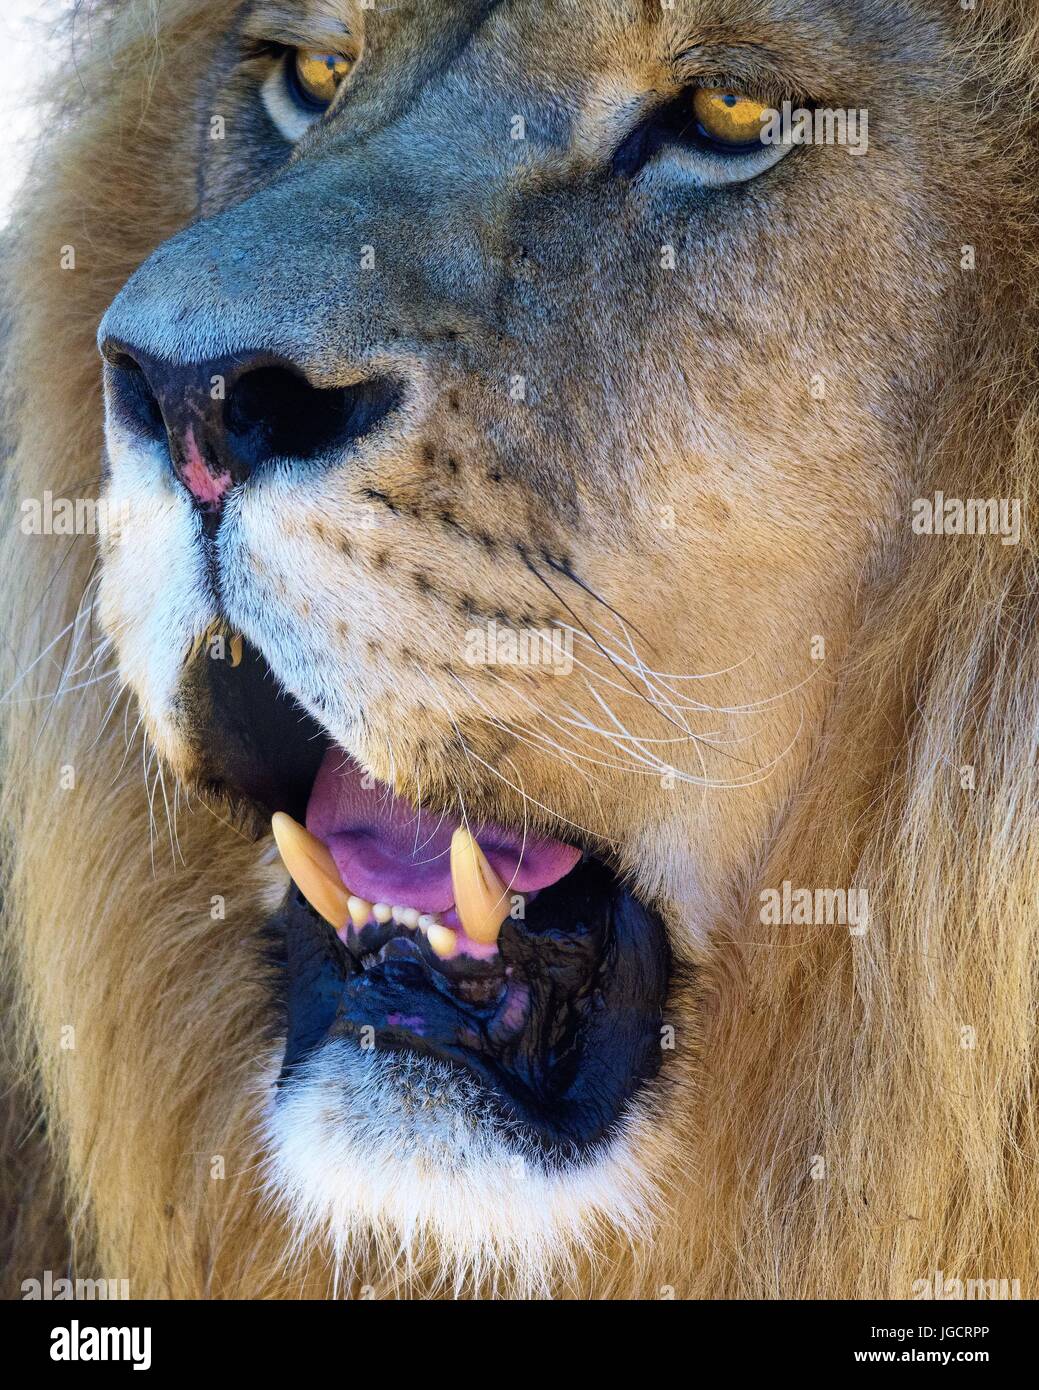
top-left (264, 1042), bottom-right (662, 1293)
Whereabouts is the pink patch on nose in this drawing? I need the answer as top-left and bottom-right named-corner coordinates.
top-left (180, 427), bottom-right (232, 506)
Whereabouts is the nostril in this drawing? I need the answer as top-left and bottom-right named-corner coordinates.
top-left (102, 348), bottom-right (166, 444)
top-left (99, 337), bottom-right (404, 503)
top-left (225, 365), bottom-right (403, 469)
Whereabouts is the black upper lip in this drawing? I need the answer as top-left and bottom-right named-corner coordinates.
top-left (183, 637), bottom-right (328, 830)
top-left (192, 638), bottom-right (674, 1157)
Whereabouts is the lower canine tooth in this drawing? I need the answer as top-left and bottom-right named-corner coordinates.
top-left (271, 812), bottom-right (351, 932)
top-left (347, 895), bottom-right (372, 930)
top-left (427, 923), bottom-right (457, 959)
top-left (450, 827), bottom-right (511, 944)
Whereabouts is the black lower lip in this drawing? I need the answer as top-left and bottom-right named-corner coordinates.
top-left (270, 858), bottom-right (672, 1157)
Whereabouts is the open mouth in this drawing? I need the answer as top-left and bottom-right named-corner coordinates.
top-left (192, 643), bottom-right (671, 1156)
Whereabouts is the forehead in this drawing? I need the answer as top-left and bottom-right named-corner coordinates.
top-left (248, 0), bottom-right (942, 89)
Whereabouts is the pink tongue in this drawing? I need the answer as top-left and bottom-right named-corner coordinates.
top-left (306, 749), bottom-right (581, 913)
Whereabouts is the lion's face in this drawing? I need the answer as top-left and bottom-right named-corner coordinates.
top-left (92, 0), bottom-right (972, 1272)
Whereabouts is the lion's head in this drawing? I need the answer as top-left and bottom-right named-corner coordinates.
top-left (2, 0), bottom-right (1038, 1298)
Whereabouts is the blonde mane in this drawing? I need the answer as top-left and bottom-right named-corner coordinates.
top-left (2, 0), bottom-right (1038, 1297)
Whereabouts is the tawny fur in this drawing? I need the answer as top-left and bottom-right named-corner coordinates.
top-left (2, 0), bottom-right (1039, 1297)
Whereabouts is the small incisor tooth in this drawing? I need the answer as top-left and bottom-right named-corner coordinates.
top-left (450, 827), bottom-right (510, 945)
top-left (347, 895), bottom-right (372, 930)
top-left (427, 923), bottom-right (457, 959)
top-left (271, 812), bottom-right (351, 932)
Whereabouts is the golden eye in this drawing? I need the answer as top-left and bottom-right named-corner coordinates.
top-left (691, 87), bottom-right (769, 148)
top-left (292, 50), bottom-right (353, 108)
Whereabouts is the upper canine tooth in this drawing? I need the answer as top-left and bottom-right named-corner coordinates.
top-left (450, 827), bottom-right (511, 945)
top-left (271, 812), bottom-right (351, 932)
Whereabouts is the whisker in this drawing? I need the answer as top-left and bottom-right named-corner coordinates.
top-left (576, 617), bottom-right (821, 715)
top-left (419, 667), bottom-right (616, 847)
top-left (539, 551), bottom-right (653, 647)
top-left (445, 667), bottom-right (651, 812)
top-left (523, 553), bottom-right (691, 731)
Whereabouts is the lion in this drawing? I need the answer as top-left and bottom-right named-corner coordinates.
top-left (1, 0), bottom-right (1037, 1301)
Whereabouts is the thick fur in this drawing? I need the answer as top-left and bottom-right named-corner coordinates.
top-left (2, 0), bottom-right (1039, 1298)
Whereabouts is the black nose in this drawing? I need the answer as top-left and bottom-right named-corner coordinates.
top-left (99, 341), bottom-right (402, 515)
